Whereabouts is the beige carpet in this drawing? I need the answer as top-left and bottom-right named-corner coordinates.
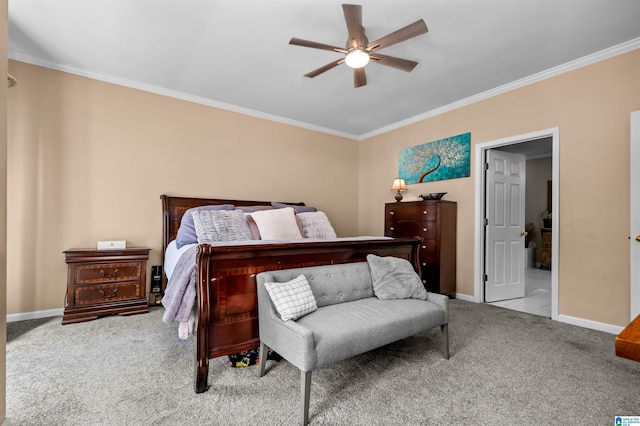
top-left (7, 300), bottom-right (640, 425)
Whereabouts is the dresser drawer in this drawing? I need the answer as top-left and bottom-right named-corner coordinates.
top-left (419, 239), bottom-right (438, 263)
top-left (74, 281), bottom-right (142, 306)
top-left (75, 262), bottom-right (141, 284)
top-left (387, 204), bottom-right (438, 221)
top-left (386, 220), bottom-right (437, 239)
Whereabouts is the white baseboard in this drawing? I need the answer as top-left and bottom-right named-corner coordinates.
top-left (455, 293), bottom-right (476, 302)
top-left (453, 294), bottom-right (623, 335)
top-left (557, 314), bottom-right (624, 335)
top-left (6, 308), bottom-right (63, 323)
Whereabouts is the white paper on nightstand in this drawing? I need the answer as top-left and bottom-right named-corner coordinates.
top-left (97, 240), bottom-right (126, 250)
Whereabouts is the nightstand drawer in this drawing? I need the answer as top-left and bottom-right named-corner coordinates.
top-left (75, 281), bottom-right (142, 306)
top-left (75, 263), bottom-right (141, 284)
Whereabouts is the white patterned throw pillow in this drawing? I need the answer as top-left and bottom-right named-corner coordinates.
top-left (264, 274), bottom-right (317, 321)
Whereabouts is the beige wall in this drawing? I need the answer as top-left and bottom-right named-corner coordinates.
top-left (6, 60), bottom-right (358, 314)
top-left (1, 0), bottom-right (8, 420)
top-left (358, 48), bottom-right (640, 327)
top-left (7, 49), bottom-right (640, 329)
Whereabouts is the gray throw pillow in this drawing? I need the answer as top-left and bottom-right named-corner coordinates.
top-left (175, 204), bottom-right (235, 248)
top-left (366, 254), bottom-right (428, 300)
top-left (192, 209), bottom-right (253, 243)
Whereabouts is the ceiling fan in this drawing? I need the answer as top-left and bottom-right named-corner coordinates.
top-left (289, 4), bottom-right (428, 88)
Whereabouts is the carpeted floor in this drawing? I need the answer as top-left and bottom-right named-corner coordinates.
top-left (6, 300), bottom-right (640, 425)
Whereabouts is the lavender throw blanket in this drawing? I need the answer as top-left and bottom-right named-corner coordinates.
top-left (162, 245), bottom-right (198, 324)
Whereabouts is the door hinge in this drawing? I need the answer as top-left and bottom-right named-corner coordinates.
top-left (484, 163), bottom-right (489, 170)
top-left (483, 218), bottom-right (488, 226)
top-left (483, 274), bottom-right (488, 282)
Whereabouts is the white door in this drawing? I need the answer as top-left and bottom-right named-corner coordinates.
top-left (631, 111), bottom-right (640, 320)
top-left (485, 149), bottom-right (526, 302)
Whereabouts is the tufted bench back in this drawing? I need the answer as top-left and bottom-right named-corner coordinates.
top-left (257, 261), bottom-right (374, 308)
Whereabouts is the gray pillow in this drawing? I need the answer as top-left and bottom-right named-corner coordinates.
top-left (175, 204), bottom-right (235, 248)
top-left (191, 209), bottom-right (253, 243)
top-left (271, 201), bottom-right (317, 213)
top-left (366, 254), bottom-right (428, 300)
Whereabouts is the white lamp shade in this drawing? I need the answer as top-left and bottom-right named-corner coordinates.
top-left (391, 178), bottom-right (407, 192)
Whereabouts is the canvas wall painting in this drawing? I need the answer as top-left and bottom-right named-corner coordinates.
top-left (399, 132), bottom-right (471, 184)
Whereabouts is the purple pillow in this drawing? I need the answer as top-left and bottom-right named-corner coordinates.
top-left (271, 202), bottom-right (317, 213)
top-left (175, 204), bottom-right (235, 248)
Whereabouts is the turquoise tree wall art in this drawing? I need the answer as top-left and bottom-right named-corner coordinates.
top-left (399, 132), bottom-right (471, 184)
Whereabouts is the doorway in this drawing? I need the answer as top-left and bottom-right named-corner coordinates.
top-left (473, 128), bottom-right (559, 321)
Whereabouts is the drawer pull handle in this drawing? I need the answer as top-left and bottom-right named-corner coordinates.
top-left (99, 289), bottom-right (118, 298)
top-left (390, 211), bottom-right (394, 215)
top-left (389, 227), bottom-right (394, 231)
top-left (423, 228), bottom-right (428, 232)
top-left (100, 268), bottom-right (119, 278)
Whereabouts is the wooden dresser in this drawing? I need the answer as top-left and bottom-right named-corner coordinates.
top-left (540, 228), bottom-right (552, 270)
top-left (384, 200), bottom-right (457, 297)
top-left (62, 248), bottom-right (150, 324)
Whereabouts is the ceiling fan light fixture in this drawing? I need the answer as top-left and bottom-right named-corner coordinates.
top-left (344, 49), bottom-right (370, 69)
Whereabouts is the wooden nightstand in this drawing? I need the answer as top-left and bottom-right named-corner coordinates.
top-left (62, 248), bottom-right (150, 325)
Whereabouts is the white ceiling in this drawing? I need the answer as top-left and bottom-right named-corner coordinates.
top-left (7, 1), bottom-right (640, 139)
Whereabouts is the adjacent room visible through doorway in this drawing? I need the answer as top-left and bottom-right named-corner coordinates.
top-left (486, 138), bottom-right (552, 317)
top-left (473, 128), bottom-right (559, 321)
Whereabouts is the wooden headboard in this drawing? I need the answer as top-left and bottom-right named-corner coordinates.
top-left (160, 194), bottom-right (305, 264)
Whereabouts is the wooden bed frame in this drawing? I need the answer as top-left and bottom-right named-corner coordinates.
top-left (160, 194), bottom-right (421, 393)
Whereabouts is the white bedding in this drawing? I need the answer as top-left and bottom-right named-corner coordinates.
top-left (164, 240), bottom-right (197, 280)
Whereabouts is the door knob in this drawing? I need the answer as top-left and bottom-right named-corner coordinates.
top-left (520, 231), bottom-right (528, 237)
top-left (636, 235), bottom-right (640, 242)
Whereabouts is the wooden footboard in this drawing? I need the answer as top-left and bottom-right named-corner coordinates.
top-left (193, 237), bottom-right (420, 393)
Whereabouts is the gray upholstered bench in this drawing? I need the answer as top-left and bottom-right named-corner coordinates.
top-left (256, 256), bottom-right (449, 425)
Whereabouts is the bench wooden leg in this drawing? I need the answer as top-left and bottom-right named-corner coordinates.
top-left (258, 341), bottom-right (269, 377)
top-left (301, 370), bottom-right (311, 426)
top-left (441, 324), bottom-right (450, 359)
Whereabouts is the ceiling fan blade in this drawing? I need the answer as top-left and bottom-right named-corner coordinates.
top-left (354, 67), bottom-right (367, 88)
top-left (304, 59), bottom-right (345, 78)
top-left (367, 19), bottom-right (428, 51)
top-left (342, 4), bottom-right (364, 48)
top-left (289, 37), bottom-right (345, 53)
top-left (371, 53), bottom-right (419, 72)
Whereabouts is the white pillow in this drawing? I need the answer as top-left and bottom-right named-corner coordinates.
top-left (264, 274), bottom-right (317, 321)
top-left (296, 211), bottom-right (337, 238)
top-left (192, 209), bottom-right (253, 243)
top-left (250, 207), bottom-right (302, 240)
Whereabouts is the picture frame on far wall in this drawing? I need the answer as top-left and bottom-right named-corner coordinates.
top-left (399, 132), bottom-right (471, 184)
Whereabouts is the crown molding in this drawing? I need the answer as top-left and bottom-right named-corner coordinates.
top-left (9, 36), bottom-right (640, 141)
top-left (7, 51), bottom-right (360, 141)
top-left (359, 37), bottom-right (640, 140)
